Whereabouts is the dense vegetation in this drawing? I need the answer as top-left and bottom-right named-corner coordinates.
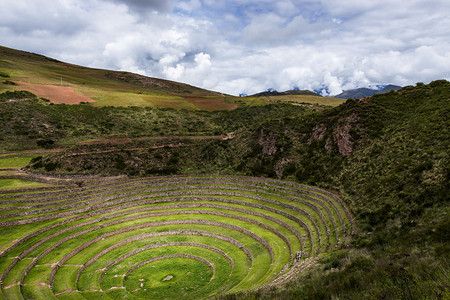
top-left (0, 94), bottom-right (307, 151)
top-left (1, 80), bottom-right (448, 299)
top-left (224, 81), bottom-right (450, 299)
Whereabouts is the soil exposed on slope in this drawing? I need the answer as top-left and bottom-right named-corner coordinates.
top-left (15, 81), bottom-right (95, 104)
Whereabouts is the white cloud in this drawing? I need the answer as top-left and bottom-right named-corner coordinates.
top-left (164, 52), bottom-right (214, 87)
top-left (0, 0), bottom-right (449, 96)
top-left (176, 0), bottom-right (202, 12)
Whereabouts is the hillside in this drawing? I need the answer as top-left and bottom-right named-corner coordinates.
top-left (0, 45), bottom-right (448, 300)
top-left (249, 89), bottom-right (320, 97)
top-left (224, 80), bottom-right (450, 299)
top-left (0, 45), bottom-right (243, 110)
top-left (19, 80), bottom-right (450, 299)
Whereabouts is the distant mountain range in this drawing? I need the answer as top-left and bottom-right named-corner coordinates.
top-left (249, 89), bottom-right (321, 97)
top-left (334, 84), bottom-right (402, 99)
top-left (249, 85), bottom-right (402, 99)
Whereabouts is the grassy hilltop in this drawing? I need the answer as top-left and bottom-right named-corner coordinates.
top-left (0, 46), bottom-right (448, 299)
top-left (0, 45), bottom-right (241, 110)
top-left (0, 45), bottom-right (339, 110)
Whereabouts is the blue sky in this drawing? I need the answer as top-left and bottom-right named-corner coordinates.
top-left (1, 0), bottom-right (450, 95)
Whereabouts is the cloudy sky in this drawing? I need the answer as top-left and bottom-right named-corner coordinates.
top-left (1, 0), bottom-right (450, 95)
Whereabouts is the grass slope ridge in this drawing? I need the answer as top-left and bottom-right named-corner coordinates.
top-left (0, 45), bottom-right (239, 110)
top-left (224, 80), bottom-right (450, 299)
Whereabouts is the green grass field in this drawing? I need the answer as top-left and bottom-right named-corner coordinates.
top-left (0, 155), bottom-right (53, 190)
top-left (0, 155), bottom-right (40, 168)
top-left (0, 178), bottom-right (53, 190)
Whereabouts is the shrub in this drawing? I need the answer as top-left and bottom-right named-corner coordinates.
top-left (36, 139), bottom-right (55, 149)
top-left (0, 90), bottom-right (36, 100)
top-left (2, 80), bottom-right (17, 85)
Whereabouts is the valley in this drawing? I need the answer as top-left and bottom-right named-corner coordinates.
top-left (0, 47), bottom-right (448, 299)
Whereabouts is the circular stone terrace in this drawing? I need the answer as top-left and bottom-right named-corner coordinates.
top-left (0, 174), bottom-right (353, 299)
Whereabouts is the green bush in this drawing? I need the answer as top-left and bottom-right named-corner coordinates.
top-left (2, 80), bottom-right (17, 85)
top-left (0, 90), bottom-right (36, 100)
top-left (36, 139), bottom-right (55, 149)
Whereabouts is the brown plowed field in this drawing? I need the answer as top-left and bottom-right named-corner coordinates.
top-left (15, 81), bottom-right (95, 104)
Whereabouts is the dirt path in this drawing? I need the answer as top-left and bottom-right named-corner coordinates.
top-left (0, 133), bottom-right (234, 158)
top-left (76, 133), bottom-right (234, 145)
top-left (63, 143), bottom-right (189, 157)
